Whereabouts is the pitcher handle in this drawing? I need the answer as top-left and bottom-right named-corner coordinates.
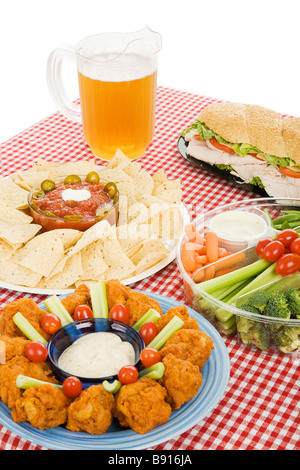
top-left (46, 44), bottom-right (82, 123)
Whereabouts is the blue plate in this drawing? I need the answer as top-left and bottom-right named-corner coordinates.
top-left (0, 291), bottom-right (230, 450)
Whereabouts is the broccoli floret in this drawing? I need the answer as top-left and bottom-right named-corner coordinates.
top-left (274, 326), bottom-right (300, 353)
top-left (242, 305), bottom-right (261, 314)
top-left (284, 288), bottom-right (300, 319)
top-left (245, 290), bottom-right (270, 313)
top-left (263, 292), bottom-right (291, 319)
top-left (236, 317), bottom-right (270, 350)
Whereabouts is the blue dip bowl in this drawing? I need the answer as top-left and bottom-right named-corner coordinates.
top-left (47, 318), bottom-right (144, 388)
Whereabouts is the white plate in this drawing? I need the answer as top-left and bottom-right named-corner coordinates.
top-left (0, 205), bottom-right (190, 295)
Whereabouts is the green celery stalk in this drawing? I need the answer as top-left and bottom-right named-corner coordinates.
top-left (200, 258), bottom-right (271, 295)
top-left (148, 315), bottom-right (184, 350)
top-left (13, 312), bottom-right (48, 345)
top-left (90, 280), bottom-right (108, 318)
top-left (102, 379), bottom-right (122, 394)
top-left (16, 374), bottom-right (62, 390)
top-left (138, 362), bottom-right (165, 379)
top-left (133, 308), bottom-right (161, 331)
top-left (44, 295), bottom-right (73, 326)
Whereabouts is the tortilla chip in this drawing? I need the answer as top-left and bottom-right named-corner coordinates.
top-left (79, 240), bottom-right (109, 280)
top-left (37, 252), bottom-right (83, 289)
top-left (0, 221), bottom-right (41, 246)
top-left (0, 239), bottom-right (15, 261)
top-left (150, 205), bottom-right (183, 239)
top-left (152, 168), bottom-right (168, 189)
top-left (99, 239), bottom-right (136, 281)
top-left (0, 202), bottom-right (33, 224)
top-left (0, 260), bottom-right (42, 287)
top-left (67, 220), bottom-right (115, 257)
top-left (10, 171), bottom-right (55, 190)
top-left (32, 159), bottom-right (98, 177)
top-left (133, 170), bottom-right (154, 199)
top-left (18, 237), bottom-right (65, 277)
top-left (135, 251), bottom-right (169, 274)
top-left (0, 177), bottom-right (29, 209)
top-left (130, 240), bottom-right (169, 266)
top-left (98, 168), bottom-right (133, 184)
top-left (153, 179), bottom-right (181, 197)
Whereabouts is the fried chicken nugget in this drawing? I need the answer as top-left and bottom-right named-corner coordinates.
top-left (12, 383), bottom-right (70, 430)
top-left (66, 384), bottom-right (114, 434)
top-left (159, 354), bottom-right (202, 410)
top-left (0, 298), bottom-right (50, 342)
top-left (105, 280), bottom-right (163, 326)
top-left (114, 377), bottom-right (172, 434)
top-left (61, 284), bottom-right (91, 318)
top-left (160, 328), bottom-right (214, 369)
top-left (0, 356), bottom-right (58, 409)
top-left (156, 305), bottom-right (199, 332)
top-left (0, 335), bottom-right (30, 363)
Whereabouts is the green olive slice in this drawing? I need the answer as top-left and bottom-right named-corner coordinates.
top-left (41, 179), bottom-right (55, 192)
top-left (64, 174), bottom-right (82, 185)
top-left (104, 182), bottom-right (118, 198)
top-left (86, 171), bottom-right (100, 184)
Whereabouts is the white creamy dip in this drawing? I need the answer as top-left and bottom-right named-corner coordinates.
top-left (61, 188), bottom-right (91, 202)
top-left (209, 210), bottom-right (268, 241)
top-left (58, 332), bottom-right (135, 378)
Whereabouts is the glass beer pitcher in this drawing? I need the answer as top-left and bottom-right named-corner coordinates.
top-left (47, 26), bottom-right (162, 160)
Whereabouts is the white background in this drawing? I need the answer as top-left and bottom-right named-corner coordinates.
top-left (0, 0), bottom-right (299, 144)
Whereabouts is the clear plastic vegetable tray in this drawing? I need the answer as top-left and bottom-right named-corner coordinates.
top-left (176, 197), bottom-right (300, 360)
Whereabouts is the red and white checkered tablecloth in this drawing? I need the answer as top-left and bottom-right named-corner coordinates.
top-left (0, 86), bottom-right (299, 451)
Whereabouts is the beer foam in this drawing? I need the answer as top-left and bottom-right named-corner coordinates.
top-left (77, 53), bottom-right (157, 82)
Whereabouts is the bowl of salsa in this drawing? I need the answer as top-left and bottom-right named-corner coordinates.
top-left (28, 172), bottom-right (119, 232)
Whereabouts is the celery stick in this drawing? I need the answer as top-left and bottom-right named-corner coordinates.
top-left (138, 362), bottom-right (165, 379)
top-left (200, 258), bottom-right (271, 295)
top-left (102, 379), bottom-right (122, 394)
top-left (16, 374), bottom-right (62, 390)
top-left (133, 308), bottom-right (161, 331)
top-left (13, 312), bottom-right (48, 346)
top-left (44, 295), bottom-right (73, 326)
top-left (90, 280), bottom-right (108, 318)
top-left (148, 315), bottom-right (184, 350)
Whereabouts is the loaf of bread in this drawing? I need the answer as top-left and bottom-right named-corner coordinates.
top-left (199, 101), bottom-right (300, 165)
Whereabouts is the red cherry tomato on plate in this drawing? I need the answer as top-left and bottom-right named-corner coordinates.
top-left (139, 321), bottom-right (158, 346)
top-left (256, 238), bottom-right (273, 257)
top-left (25, 341), bottom-right (48, 363)
top-left (118, 365), bottom-right (139, 384)
top-left (275, 253), bottom-right (300, 276)
top-left (140, 348), bottom-right (162, 368)
top-left (62, 376), bottom-right (83, 398)
top-left (41, 313), bottom-right (61, 335)
top-left (290, 237), bottom-right (300, 255)
top-left (276, 229), bottom-right (299, 248)
top-left (74, 304), bottom-right (93, 321)
top-left (262, 240), bottom-right (285, 262)
top-left (108, 304), bottom-right (130, 324)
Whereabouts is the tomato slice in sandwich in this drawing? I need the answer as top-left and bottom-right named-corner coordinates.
top-left (279, 167), bottom-right (300, 178)
top-left (209, 137), bottom-right (235, 154)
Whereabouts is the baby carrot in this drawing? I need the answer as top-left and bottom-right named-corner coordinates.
top-left (193, 267), bottom-right (205, 283)
top-left (205, 232), bottom-right (219, 263)
top-left (213, 251), bottom-right (246, 271)
top-left (181, 242), bottom-right (197, 272)
top-left (203, 265), bottom-right (215, 281)
top-left (195, 255), bottom-right (208, 264)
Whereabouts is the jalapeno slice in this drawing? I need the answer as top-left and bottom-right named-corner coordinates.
top-left (104, 182), bottom-right (118, 198)
top-left (64, 174), bottom-right (82, 185)
top-left (86, 171), bottom-right (100, 184)
top-left (32, 190), bottom-right (45, 200)
top-left (41, 179), bottom-right (55, 192)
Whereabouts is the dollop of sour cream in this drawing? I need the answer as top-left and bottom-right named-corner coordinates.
top-left (209, 210), bottom-right (268, 241)
top-left (61, 188), bottom-right (91, 202)
top-left (58, 332), bottom-right (135, 378)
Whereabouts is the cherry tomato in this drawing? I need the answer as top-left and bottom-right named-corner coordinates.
top-left (262, 240), bottom-right (285, 262)
top-left (118, 365), bottom-right (139, 384)
top-left (139, 322), bottom-right (158, 346)
top-left (275, 253), bottom-right (300, 276)
top-left (109, 304), bottom-right (130, 324)
top-left (62, 376), bottom-right (83, 398)
top-left (140, 348), bottom-right (162, 368)
top-left (256, 237), bottom-right (273, 257)
top-left (25, 341), bottom-right (48, 363)
top-left (276, 229), bottom-right (299, 248)
top-left (290, 237), bottom-right (300, 255)
top-left (74, 304), bottom-right (93, 321)
top-left (41, 313), bottom-right (61, 335)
